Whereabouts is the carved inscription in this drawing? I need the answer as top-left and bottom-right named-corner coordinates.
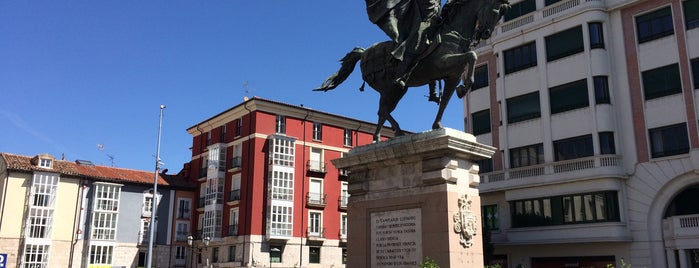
top-left (371, 208), bottom-right (422, 267)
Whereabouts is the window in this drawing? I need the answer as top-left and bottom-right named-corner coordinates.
top-left (221, 125), bottom-right (227, 142)
top-left (504, 42), bottom-right (537, 74)
top-left (270, 137), bottom-right (295, 167)
top-left (545, 0), bottom-right (562, 6)
top-left (139, 219), bottom-right (151, 244)
top-left (549, 79), bottom-right (589, 114)
top-left (685, 0), bottom-right (699, 29)
top-left (177, 198), bottom-right (191, 219)
top-left (229, 208), bottom-right (239, 236)
top-left (230, 174), bottom-right (241, 202)
top-left (545, 26), bottom-right (584, 62)
top-left (504, 0), bottom-right (535, 21)
top-left (636, 7), bottom-right (674, 43)
top-left (270, 245), bottom-right (282, 263)
top-left (275, 115), bottom-right (286, 134)
top-left (554, 134), bottom-right (593, 161)
top-left (309, 247), bottom-right (321, 264)
top-left (471, 109), bottom-right (491, 135)
top-left (308, 178), bottom-right (324, 205)
top-left (175, 246), bottom-right (187, 261)
top-left (22, 244), bottom-right (50, 267)
top-left (476, 159), bottom-right (493, 173)
top-left (206, 131), bottom-right (211, 146)
top-left (507, 92), bottom-right (541, 123)
top-left (649, 123), bottom-right (690, 158)
top-left (344, 129), bottom-right (353, 146)
top-left (39, 158), bottom-right (52, 168)
top-left (89, 244), bottom-right (114, 266)
top-left (588, 22), bottom-right (605, 49)
top-left (472, 64), bottom-right (489, 90)
top-left (313, 122), bottom-right (323, 141)
top-left (26, 173), bottom-right (59, 239)
top-left (212, 247), bottom-right (219, 263)
top-left (270, 205), bottom-right (293, 237)
top-left (599, 132), bottom-right (616, 155)
top-left (309, 211), bottom-right (322, 236)
top-left (692, 58), bottom-right (698, 89)
top-left (202, 209), bottom-right (222, 239)
top-left (236, 119), bottom-right (243, 136)
top-left (143, 192), bottom-right (154, 215)
top-left (511, 191), bottom-right (619, 227)
top-left (175, 221), bottom-right (189, 241)
top-left (593, 76), bottom-right (610, 104)
top-left (231, 144), bottom-right (242, 168)
top-left (270, 170), bottom-right (294, 200)
top-left (228, 246), bottom-right (237, 262)
top-left (482, 205), bottom-right (499, 230)
top-left (642, 63), bottom-right (682, 100)
top-left (342, 248), bottom-right (348, 264)
top-left (340, 213), bottom-right (348, 238)
top-left (92, 183), bottom-right (120, 240)
top-left (509, 143), bottom-right (544, 168)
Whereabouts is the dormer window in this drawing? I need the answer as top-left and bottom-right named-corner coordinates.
top-left (32, 154), bottom-right (56, 169)
top-left (39, 158), bottom-right (52, 168)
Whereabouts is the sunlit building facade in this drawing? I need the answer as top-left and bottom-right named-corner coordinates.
top-left (0, 152), bottom-right (192, 268)
top-left (465, 0), bottom-right (699, 266)
top-left (184, 97), bottom-right (393, 268)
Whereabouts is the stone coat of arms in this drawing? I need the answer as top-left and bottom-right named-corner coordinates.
top-left (453, 194), bottom-right (477, 248)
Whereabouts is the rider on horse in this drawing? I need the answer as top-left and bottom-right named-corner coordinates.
top-left (365, 0), bottom-right (442, 101)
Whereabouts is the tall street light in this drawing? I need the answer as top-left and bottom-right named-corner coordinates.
top-left (146, 105), bottom-right (166, 268)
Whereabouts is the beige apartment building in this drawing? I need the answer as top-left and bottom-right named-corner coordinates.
top-left (463, 0), bottom-right (699, 266)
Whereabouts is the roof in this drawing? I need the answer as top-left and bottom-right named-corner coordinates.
top-left (1, 152), bottom-right (194, 188)
top-left (186, 96), bottom-right (407, 136)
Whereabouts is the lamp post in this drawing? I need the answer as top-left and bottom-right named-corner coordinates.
top-left (187, 235), bottom-right (211, 268)
top-left (146, 104), bottom-right (166, 268)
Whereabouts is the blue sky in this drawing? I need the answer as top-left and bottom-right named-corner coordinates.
top-left (0, 1), bottom-right (465, 172)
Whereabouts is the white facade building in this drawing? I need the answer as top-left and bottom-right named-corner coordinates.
top-left (464, 0), bottom-right (699, 266)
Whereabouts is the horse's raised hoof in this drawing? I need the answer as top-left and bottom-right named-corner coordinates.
top-left (456, 85), bottom-right (467, 99)
top-left (428, 94), bottom-right (440, 103)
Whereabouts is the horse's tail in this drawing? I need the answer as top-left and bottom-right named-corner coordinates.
top-left (314, 47), bottom-right (365, 92)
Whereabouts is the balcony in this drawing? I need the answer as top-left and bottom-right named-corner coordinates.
top-left (338, 195), bottom-right (348, 210)
top-left (227, 224), bottom-right (239, 237)
top-left (663, 214), bottom-right (699, 249)
top-left (307, 160), bottom-right (327, 174)
top-left (479, 155), bottom-right (625, 192)
top-left (306, 192), bottom-right (327, 208)
top-left (495, 0), bottom-right (604, 38)
top-left (230, 156), bottom-right (242, 169)
top-left (228, 189), bottom-right (241, 203)
top-left (307, 227), bottom-right (326, 242)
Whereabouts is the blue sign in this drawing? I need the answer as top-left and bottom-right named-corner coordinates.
top-left (0, 253), bottom-right (6, 268)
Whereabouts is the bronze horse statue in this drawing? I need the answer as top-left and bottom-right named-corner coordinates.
top-left (315, 0), bottom-right (509, 141)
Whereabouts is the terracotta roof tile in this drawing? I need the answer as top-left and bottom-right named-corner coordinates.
top-left (1, 152), bottom-right (185, 187)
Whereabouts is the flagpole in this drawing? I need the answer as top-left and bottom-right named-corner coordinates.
top-left (147, 104), bottom-right (166, 268)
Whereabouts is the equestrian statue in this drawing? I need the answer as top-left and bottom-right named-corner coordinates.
top-left (315, 0), bottom-right (509, 142)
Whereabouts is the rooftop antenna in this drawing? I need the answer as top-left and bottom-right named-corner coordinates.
top-left (243, 81), bottom-right (256, 101)
top-left (97, 144), bottom-right (115, 166)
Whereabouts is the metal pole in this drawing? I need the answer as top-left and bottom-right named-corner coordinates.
top-left (147, 104), bottom-right (166, 268)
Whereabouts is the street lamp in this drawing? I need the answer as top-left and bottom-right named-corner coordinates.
top-left (187, 235), bottom-right (211, 268)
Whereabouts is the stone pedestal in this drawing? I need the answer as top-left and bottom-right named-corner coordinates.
top-left (332, 128), bottom-right (495, 268)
